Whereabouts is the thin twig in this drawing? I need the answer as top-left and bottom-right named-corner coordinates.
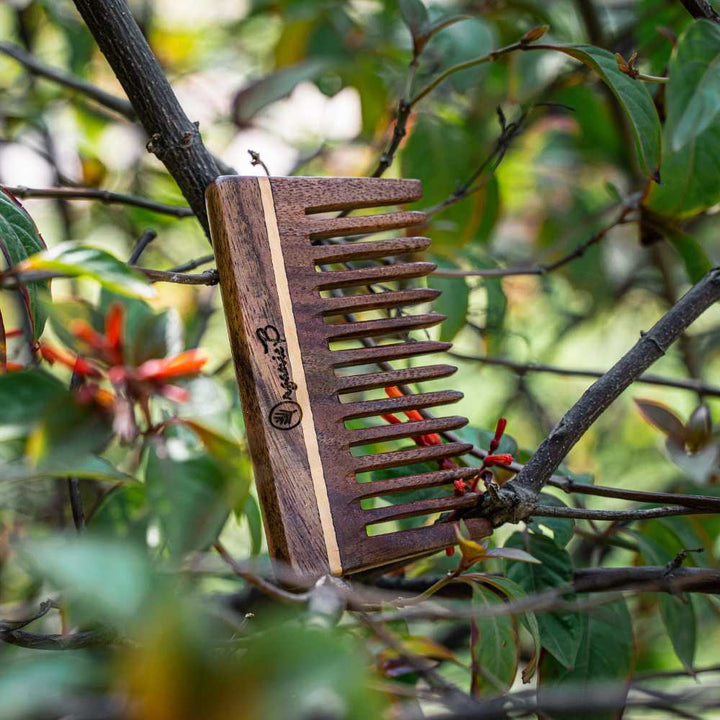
top-left (3, 185), bottom-right (193, 218)
top-left (432, 201), bottom-right (635, 278)
top-left (449, 353), bottom-right (720, 397)
top-left (550, 476), bottom-right (720, 510)
top-left (532, 504), bottom-right (717, 522)
top-left (213, 541), bottom-right (309, 605)
top-left (0, 40), bottom-right (135, 118)
top-left (128, 229), bottom-right (158, 264)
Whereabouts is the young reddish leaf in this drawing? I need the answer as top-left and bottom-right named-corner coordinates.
top-left (634, 398), bottom-right (686, 441)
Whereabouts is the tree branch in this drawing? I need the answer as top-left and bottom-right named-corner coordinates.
top-left (0, 40), bottom-right (135, 118)
top-left (432, 201), bottom-right (635, 278)
top-left (679, 0), bottom-right (720, 21)
top-left (550, 476), bottom-right (720, 510)
top-left (4, 185), bottom-right (193, 218)
top-left (449, 352), bottom-right (720, 397)
top-left (531, 504), bottom-right (716, 522)
top-left (71, 0), bottom-right (220, 235)
top-left (467, 267), bottom-right (720, 525)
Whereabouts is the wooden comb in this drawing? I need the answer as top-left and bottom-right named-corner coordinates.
top-left (206, 176), bottom-right (491, 579)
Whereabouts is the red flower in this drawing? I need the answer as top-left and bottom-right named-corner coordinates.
top-left (483, 453), bottom-right (513, 467)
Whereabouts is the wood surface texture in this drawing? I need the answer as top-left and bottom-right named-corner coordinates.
top-left (207, 175), bottom-right (492, 579)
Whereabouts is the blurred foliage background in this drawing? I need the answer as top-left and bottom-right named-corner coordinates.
top-left (2, 0), bottom-right (720, 718)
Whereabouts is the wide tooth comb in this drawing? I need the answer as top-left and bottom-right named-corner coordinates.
top-left (207, 175), bottom-right (491, 579)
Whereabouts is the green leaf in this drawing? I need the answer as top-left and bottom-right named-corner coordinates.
top-left (666, 20), bottom-right (720, 151)
top-left (545, 44), bottom-right (661, 178)
top-left (635, 525), bottom-right (697, 673)
top-left (505, 532), bottom-right (581, 669)
top-left (20, 242), bottom-right (155, 299)
top-left (530, 493), bottom-right (575, 547)
top-left (0, 370), bottom-right (66, 439)
top-left (538, 599), bottom-right (634, 720)
top-left (399, 0), bottom-right (429, 39)
top-left (22, 536), bottom-right (152, 624)
top-left (432, 262), bottom-right (469, 342)
top-left (146, 424), bottom-right (249, 558)
top-left (643, 122), bottom-right (720, 218)
top-left (667, 227), bottom-right (713, 284)
top-left (28, 393), bottom-right (114, 470)
top-left (2, 455), bottom-right (135, 484)
top-left (240, 494), bottom-right (264, 556)
top-left (478, 575), bottom-right (542, 683)
top-left (469, 583), bottom-right (518, 696)
top-left (0, 189), bottom-right (49, 338)
top-left (232, 60), bottom-right (328, 126)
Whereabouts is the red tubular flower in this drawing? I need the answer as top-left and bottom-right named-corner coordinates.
top-left (483, 453), bottom-right (513, 467)
top-left (104, 303), bottom-right (124, 365)
top-left (489, 416), bottom-right (507, 453)
top-left (136, 349), bottom-right (209, 381)
top-left (39, 343), bottom-right (101, 378)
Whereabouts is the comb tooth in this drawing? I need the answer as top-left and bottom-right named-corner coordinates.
top-left (312, 236), bottom-right (431, 264)
top-left (325, 313), bottom-right (443, 341)
top-left (320, 288), bottom-right (441, 316)
top-left (335, 364), bottom-right (457, 393)
top-left (353, 441), bottom-right (473, 473)
top-left (355, 465), bottom-right (480, 499)
top-left (297, 177), bottom-right (423, 213)
top-left (305, 211), bottom-right (426, 239)
top-left (342, 390), bottom-right (463, 420)
top-left (331, 340), bottom-right (451, 368)
top-left (348, 415), bottom-right (468, 447)
top-left (313, 262), bottom-right (435, 290)
top-left (363, 493), bottom-right (480, 525)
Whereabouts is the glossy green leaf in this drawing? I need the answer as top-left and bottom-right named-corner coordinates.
top-left (469, 583), bottom-right (518, 696)
top-left (667, 228), bottom-right (713, 284)
top-left (0, 370), bottom-right (66, 439)
top-left (505, 532), bottom-right (581, 669)
top-left (21, 242), bottom-right (155, 299)
top-left (538, 599), bottom-right (634, 720)
top-left (0, 189), bottom-right (49, 338)
top-left (530, 493), bottom-right (575, 547)
top-left (479, 575), bottom-right (542, 683)
top-left (545, 44), bottom-right (661, 178)
top-left (666, 20), bottom-right (720, 151)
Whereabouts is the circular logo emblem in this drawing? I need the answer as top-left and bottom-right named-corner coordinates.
top-left (269, 401), bottom-right (302, 430)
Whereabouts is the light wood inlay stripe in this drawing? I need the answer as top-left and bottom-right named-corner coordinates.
top-left (257, 177), bottom-right (343, 576)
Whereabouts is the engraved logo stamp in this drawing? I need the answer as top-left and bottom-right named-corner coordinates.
top-left (256, 324), bottom-right (302, 430)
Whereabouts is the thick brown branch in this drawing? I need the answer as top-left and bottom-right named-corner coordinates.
top-left (4, 185), bottom-right (193, 218)
top-left (449, 352), bottom-right (720, 397)
top-left (71, 0), bottom-right (220, 234)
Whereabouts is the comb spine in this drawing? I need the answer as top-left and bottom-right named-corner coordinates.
top-left (257, 177), bottom-right (343, 576)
